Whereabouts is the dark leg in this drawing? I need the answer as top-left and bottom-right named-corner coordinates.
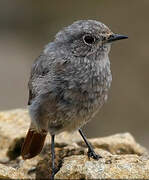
top-left (51, 134), bottom-right (55, 180)
top-left (78, 129), bottom-right (101, 160)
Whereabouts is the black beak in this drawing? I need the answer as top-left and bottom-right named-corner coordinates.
top-left (107, 34), bottom-right (128, 43)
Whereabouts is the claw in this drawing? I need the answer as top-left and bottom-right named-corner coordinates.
top-left (87, 149), bottom-right (102, 160)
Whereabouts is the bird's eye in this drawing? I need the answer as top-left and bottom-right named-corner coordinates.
top-left (83, 35), bottom-right (95, 45)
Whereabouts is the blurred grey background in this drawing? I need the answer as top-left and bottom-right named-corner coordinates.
top-left (0, 0), bottom-right (149, 148)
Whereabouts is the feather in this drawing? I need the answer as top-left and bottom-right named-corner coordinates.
top-left (21, 128), bottom-right (47, 159)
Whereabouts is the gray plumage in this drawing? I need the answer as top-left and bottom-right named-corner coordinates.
top-left (28, 20), bottom-right (114, 135)
top-left (21, 20), bottom-right (127, 179)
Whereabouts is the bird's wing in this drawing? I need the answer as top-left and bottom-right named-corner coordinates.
top-left (27, 51), bottom-right (69, 105)
top-left (28, 54), bottom-right (50, 105)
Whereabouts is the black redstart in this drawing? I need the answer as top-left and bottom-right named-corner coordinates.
top-left (21, 20), bottom-right (128, 179)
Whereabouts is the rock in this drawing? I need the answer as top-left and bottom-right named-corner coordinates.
top-left (55, 153), bottom-right (149, 179)
top-left (77, 132), bottom-right (146, 155)
top-left (7, 137), bottom-right (25, 160)
top-left (0, 109), bottom-right (149, 179)
top-left (0, 163), bottom-right (24, 179)
top-left (37, 133), bottom-right (149, 179)
top-left (36, 146), bottom-right (85, 179)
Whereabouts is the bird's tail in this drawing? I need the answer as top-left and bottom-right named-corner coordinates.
top-left (21, 127), bottom-right (47, 159)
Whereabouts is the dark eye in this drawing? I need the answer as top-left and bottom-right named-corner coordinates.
top-left (83, 35), bottom-right (95, 45)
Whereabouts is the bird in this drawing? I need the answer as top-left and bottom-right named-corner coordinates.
top-left (21, 20), bottom-right (128, 179)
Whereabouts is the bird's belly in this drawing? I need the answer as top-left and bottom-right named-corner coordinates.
top-left (48, 89), bottom-right (108, 134)
top-left (48, 61), bottom-right (112, 134)
top-left (65, 91), bottom-right (108, 132)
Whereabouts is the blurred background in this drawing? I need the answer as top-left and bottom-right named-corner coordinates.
top-left (0, 0), bottom-right (149, 148)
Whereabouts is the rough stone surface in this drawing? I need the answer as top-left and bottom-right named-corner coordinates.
top-left (55, 154), bottom-right (149, 179)
top-left (0, 163), bottom-right (25, 179)
top-left (0, 109), bottom-right (149, 179)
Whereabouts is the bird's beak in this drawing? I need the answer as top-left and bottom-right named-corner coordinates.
top-left (107, 34), bottom-right (128, 43)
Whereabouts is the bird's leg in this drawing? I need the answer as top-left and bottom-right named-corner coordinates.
top-left (51, 134), bottom-right (55, 180)
top-left (78, 129), bottom-right (101, 160)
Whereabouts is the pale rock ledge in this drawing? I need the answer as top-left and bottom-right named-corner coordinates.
top-left (0, 109), bottom-right (148, 179)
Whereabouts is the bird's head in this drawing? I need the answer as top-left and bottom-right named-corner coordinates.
top-left (55, 20), bottom-right (128, 57)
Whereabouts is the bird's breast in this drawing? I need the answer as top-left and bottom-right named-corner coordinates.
top-left (64, 56), bottom-right (112, 116)
top-left (79, 57), bottom-right (112, 109)
top-left (58, 56), bottom-right (112, 132)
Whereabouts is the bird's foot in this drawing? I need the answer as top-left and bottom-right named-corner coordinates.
top-left (51, 173), bottom-right (55, 180)
top-left (51, 168), bottom-right (59, 180)
top-left (87, 149), bottom-right (102, 160)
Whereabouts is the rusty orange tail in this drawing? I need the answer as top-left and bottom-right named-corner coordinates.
top-left (21, 128), bottom-right (47, 159)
